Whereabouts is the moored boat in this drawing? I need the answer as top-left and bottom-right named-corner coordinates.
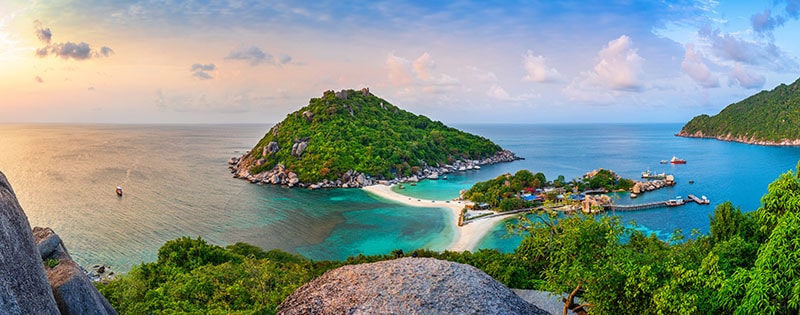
top-left (665, 196), bottom-right (685, 206)
top-left (115, 186), bottom-right (123, 197)
top-left (670, 155), bottom-right (686, 164)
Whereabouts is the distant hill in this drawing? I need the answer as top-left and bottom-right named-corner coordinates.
top-left (677, 77), bottom-right (800, 145)
top-left (231, 88), bottom-right (517, 187)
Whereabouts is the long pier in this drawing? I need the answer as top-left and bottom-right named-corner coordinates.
top-left (606, 194), bottom-right (710, 212)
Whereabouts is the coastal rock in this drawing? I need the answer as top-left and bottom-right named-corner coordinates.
top-left (278, 257), bottom-right (549, 315)
top-left (227, 156), bottom-right (239, 165)
top-left (0, 171), bottom-right (61, 314)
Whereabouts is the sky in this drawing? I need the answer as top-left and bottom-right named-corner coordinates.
top-left (1, 0), bottom-right (799, 124)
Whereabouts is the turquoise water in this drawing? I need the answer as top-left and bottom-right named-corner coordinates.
top-left (1, 123), bottom-right (798, 270)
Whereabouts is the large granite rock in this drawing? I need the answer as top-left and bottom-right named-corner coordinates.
top-left (33, 227), bottom-right (118, 315)
top-left (0, 171), bottom-right (117, 315)
top-left (0, 171), bottom-right (60, 315)
top-left (278, 257), bottom-right (550, 315)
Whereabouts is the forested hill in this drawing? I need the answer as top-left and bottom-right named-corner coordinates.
top-left (677, 77), bottom-right (800, 145)
top-left (231, 88), bottom-right (517, 186)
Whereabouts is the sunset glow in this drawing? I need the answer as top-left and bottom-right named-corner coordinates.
top-left (1, 1), bottom-right (799, 124)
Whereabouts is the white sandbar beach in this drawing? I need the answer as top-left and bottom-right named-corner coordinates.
top-left (362, 184), bottom-right (514, 252)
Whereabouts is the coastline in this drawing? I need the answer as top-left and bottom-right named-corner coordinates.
top-left (361, 184), bottom-right (512, 252)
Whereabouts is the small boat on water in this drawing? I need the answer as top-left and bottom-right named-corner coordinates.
top-left (666, 196), bottom-right (685, 207)
top-left (641, 169), bottom-right (666, 179)
top-left (115, 186), bottom-right (123, 197)
top-left (442, 175), bottom-right (448, 180)
top-left (670, 155), bottom-right (687, 164)
top-left (660, 160), bottom-right (668, 164)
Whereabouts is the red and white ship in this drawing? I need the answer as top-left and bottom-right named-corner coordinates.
top-left (670, 155), bottom-right (686, 164)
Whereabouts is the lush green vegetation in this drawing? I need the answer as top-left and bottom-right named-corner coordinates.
top-left (680, 77), bottom-right (800, 142)
top-left (462, 169), bottom-right (633, 211)
top-left (99, 163), bottom-right (800, 314)
top-left (244, 89), bottom-right (503, 182)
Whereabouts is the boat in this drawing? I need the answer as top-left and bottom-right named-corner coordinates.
top-left (473, 165), bottom-right (480, 170)
top-left (115, 186), bottom-right (123, 197)
top-left (670, 155), bottom-right (686, 164)
top-left (641, 169), bottom-right (666, 179)
top-left (665, 196), bottom-right (685, 207)
top-left (442, 175), bottom-right (448, 180)
top-left (660, 160), bottom-right (668, 164)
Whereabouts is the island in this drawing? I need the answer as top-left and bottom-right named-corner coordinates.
top-left (230, 88), bottom-right (520, 188)
top-left (676, 76), bottom-right (800, 145)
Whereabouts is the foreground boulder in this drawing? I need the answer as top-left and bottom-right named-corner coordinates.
top-left (33, 227), bottom-right (118, 315)
top-left (0, 171), bottom-right (60, 314)
top-left (278, 257), bottom-right (550, 315)
top-left (0, 171), bottom-right (117, 315)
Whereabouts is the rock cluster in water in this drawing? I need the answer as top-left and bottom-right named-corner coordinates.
top-left (0, 171), bottom-right (117, 315)
top-left (277, 257), bottom-right (550, 315)
top-left (229, 149), bottom-right (520, 189)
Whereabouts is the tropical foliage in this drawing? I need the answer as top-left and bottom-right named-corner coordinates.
top-left (244, 89), bottom-right (503, 182)
top-left (680, 77), bottom-right (800, 143)
top-left (99, 163), bottom-right (800, 314)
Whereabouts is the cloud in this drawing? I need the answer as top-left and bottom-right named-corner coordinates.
top-left (226, 46), bottom-right (272, 66)
top-left (522, 50), bottom-right (561, 83)
top-left (412, 53), bottom-right (435, 80)
top-left (728, 63), bottom-right (765, 89)
top-left (751, 9), bottom-right (785, 33)
top-left (593, 35), bottom-right (644, 91)
top-left (34, 76), bottom-right (43, 83)
top-left (35, 27), bottom-right (52, 43)
top-left (487, 84), bottom-right (540, 102)
top-left (191, 63), bottom-right (216, 80)
top-left (33, 24), bottom-right (113, 60)
top-left (385, 53), bottom-right (415, 85)
top-left (697, 25), bottom-right (797, 71)
top-left (384, 52), bottom-right (460, 94)
top-left (279, 54), bottom-right (292, 64)
top-left (681, 44), bottom-right (719, 88)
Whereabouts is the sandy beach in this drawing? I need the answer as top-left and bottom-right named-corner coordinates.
top-left (362, 184), bottom-right (513, 252)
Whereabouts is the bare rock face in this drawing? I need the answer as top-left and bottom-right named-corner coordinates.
top-left (278, 257), bottom-right (550, 315)
top-left (0, 171), bottom-right (61, 315)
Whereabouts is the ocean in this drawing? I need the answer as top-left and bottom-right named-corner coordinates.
top-left (1, 123), bottom-right (798, 271)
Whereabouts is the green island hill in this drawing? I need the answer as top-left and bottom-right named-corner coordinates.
top-left (229, 88), bottom-right (519, 188)
top-left (98, 162), bottom-right (800, 314)
top-left (677, 77), bottom-right (800, 145)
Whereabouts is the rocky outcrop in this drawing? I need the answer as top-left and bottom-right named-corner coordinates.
top-left (0, 172), bottom-right (60, 314)
top-left (33, 227), bottom-right (118, 315)
top-left (0, 171), bottom-right (117, 315)
top-left (229, 149), bottom-right (522, 190)
top-left (302, 111), bottom-right (314, 123)
top-left (278, 257), bottom-right (549, 315)
top-left (291, 139), bottom-right (308, 158)
top-left (263, 141), bottom-right (280, 156)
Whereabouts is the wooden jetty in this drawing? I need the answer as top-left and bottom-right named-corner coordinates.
top-left (687, 194), bottom-right (710, 205)
top-left (607, 193), bottom-right (709, 212)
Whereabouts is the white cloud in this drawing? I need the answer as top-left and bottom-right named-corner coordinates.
top-left (412, 53), bottom-right (435, 80)
top-left (522, 50), bottom-right (561, 83)
top-left (681, 44), bottom-right (719, 88)
top-left (728, 63), bottom-right (765, 89)
top-left (593, 35), bottom-right (644, 91)
top-left (487, 84), bottom-right (540, 102)
top-left (384, 52), bottom-right (460, 93)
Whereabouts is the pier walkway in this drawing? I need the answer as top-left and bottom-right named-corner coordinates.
top-left (607, 194), bottom-right (710, 212)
